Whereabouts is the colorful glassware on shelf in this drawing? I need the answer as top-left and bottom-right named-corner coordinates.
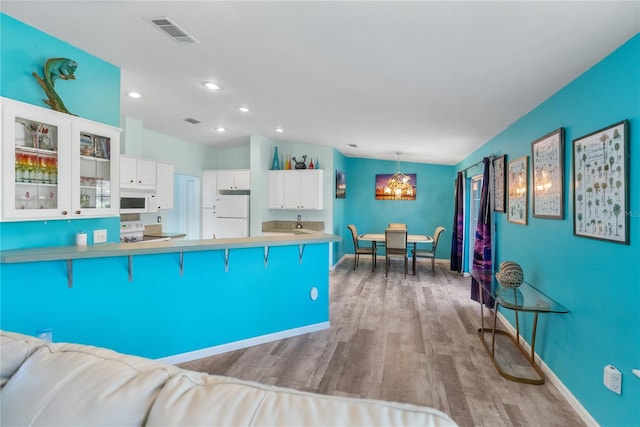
top-left (309, 158), bottom-right (314, 169)
top-left (315, 158), bottom-right (320, 169)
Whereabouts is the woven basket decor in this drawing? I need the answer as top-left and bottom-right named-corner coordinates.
top-left (495, 261), bottom-right (523, 288)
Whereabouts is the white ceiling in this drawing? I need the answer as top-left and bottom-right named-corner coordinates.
top-left (2, 1), bottom-right (639, 164)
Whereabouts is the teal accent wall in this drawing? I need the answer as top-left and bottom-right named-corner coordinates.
top-left (0, 13), bottom-right (122, 249)
top-left (332, 149), bottom-right (347, 265)
top-left (1, 243), bottom-right (330, 359)
top-left (342, 156), bottom-right (455, 257)
top-left (0, 13), bottom-right (120, 126)
top-left (458, 34), bottom-right (639, 426)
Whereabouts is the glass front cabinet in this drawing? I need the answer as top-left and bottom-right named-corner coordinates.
top-left (1, 97), bottom-right (120, 221)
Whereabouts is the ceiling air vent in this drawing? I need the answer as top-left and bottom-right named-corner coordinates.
top-left (184, 118), bottom-right (201, 124)
top-left (146, 17), bottom-right (199, 44)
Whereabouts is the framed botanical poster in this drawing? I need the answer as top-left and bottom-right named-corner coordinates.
top-left (531, 128), bottom-right (564, 219)
top-left (493, 155), bottom-right (506, 212)
top-left (573, 120), bottom-right (629, 244)
top-left (335, 170), bottom-right (346, 199)
top-left (507, 156), bottom-right (528, 225)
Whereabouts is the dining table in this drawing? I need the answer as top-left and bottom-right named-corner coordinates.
top-left (358, 233), bottom-right (433, 273)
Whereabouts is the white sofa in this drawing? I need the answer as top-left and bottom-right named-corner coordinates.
top-left (1, 330), bottom-right (457, 426)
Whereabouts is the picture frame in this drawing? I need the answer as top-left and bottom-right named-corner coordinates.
top-left (493, 155), bottom-right (506, 212)
top-left (507, 156), bottom-right (528, 225)
top-left (531, 128), bottom-right (564, 219)
top-left (335, 170), bottom-right (346, 199)
top-left (375, 173), bottom-right (417, 200)
top-left (573, 120), bottom-right (629, 244)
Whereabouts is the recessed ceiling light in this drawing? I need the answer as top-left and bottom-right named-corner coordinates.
top-left (127, 92), bottom-right (141, 98)
top-left (237, 106), bottom-right (250, 113)
top-left (202, 82), bottom-right (220, 90)
top-left (275, 127), bottom-right (284, 133)
top-left (215, 127), bottom-right (226, 132)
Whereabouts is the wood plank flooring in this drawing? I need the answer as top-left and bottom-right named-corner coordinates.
top-left (179, 257), bottom-right (585, 427)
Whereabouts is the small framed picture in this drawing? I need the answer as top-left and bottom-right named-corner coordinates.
top-left (335, 170), bottom-right (346, 198)
top-left (573, 120), bottom-right (629, 244)
top-left (531, 128), bottom-right (564, 219)
top-left (493, 155), bottom-right (506, 213)
top-left (507, 156), bottom-right (528, 225)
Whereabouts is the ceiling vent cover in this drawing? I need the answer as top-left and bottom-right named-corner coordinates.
top-left (146, 17), bottom-right (199, 44)
top-left (184, 118), bottom-right (201, 124)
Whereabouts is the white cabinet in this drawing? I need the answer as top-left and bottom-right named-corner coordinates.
top-left (216, 169), bottom-right (250, 191)
top-left (268, 170), bottom-right (323, 210)
top-left (154, 162), bottom-right (174, 210)
top-left (201, 171), bottom-right (218, 208)
top-left (1, 97), bottom-right (120, 221)
top-left (120, 155), bottom-right (156, 191)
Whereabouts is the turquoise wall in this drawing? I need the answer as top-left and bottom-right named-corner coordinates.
top-left (342, 156), bottom-right (455, 257)
top-left (458, 34), bottom-right (639, 426)
top-left (1, 243), bottom-right (330, 359)
top-left (332, 149), bottom-right (348, 265)
top-left (0, 13), bottom-right (122, 248)
top-left (0, 14), bottom-right (120, 127)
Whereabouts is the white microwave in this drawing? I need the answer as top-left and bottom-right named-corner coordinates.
top-left (120, 193), bottom-right (154, 213)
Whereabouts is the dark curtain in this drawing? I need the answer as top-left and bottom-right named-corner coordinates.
top-left (470, 157), bottom-right (494, 307)
top-left (450, 171), bottom-right (464, 272)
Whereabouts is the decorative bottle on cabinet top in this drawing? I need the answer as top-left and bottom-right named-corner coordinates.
top-left (271, 146), bottom-right (280, 170)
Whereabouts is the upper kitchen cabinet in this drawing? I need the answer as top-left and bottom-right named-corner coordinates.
top-left (1, 97), bottom-right (120, 221)
top-left (120, 155), bottom-right (156, 191)
top-left (268, 170), bottom-right (323, 210)
top-left (154, 162), bottom-right (174, 210)
top-left (216, 169), bottom-right (250, 192)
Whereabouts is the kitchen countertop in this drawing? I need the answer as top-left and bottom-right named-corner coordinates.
top-left (262, 220), bottom-right (324, 233)
top-left (144, 232), bottom-right (187, 239)
top-left (0, 231), bottom-right (339, 264)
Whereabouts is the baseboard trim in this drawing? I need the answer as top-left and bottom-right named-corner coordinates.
top-left (156, 322), bottom-right (331, 365)
top-left (496, 312), bottom-right (598, 427)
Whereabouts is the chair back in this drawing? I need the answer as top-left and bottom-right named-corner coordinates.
top-left (347, 224), bottom-right (359, 249)
top-left (385, 228), bottom-right (407, 251)
top-left (432, 226), bottom-right (446, 252)
top-left (388, 223), bottom-right (407, 230)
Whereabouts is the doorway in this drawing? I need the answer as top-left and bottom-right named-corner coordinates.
top-left (465, 174), bottom-right (483, 273)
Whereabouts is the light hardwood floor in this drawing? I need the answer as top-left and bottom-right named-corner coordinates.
top-left (179, 257), bottom-right (585, 427)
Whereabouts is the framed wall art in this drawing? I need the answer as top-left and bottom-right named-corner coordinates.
top-left (493, 155), bottom-right (506, 212)
top-left (507, 156), bottom-right (528, 225)
top-left (375, 173), bottom-right (416, 200)
top-left (531, 128), bottom-right (564, 219)
top-left (573, 120), bottom-right (629, 244)
top-left (335, 170), bottom-right (346, 199)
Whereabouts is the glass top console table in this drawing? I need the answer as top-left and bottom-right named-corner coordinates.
top-left (472, 268), bottom-right (568, 385)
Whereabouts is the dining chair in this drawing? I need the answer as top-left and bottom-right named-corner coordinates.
top-left (388, 223), bottom-right (407, 229)
top-left (412, 226), bottom-right (445, 275)
top-left (385, 228), bottom-right (408, 278)
top-left (347, 224), bottom-right (376, 271)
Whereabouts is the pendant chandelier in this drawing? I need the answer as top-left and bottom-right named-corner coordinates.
top-left (383, 152), bottom-right (414, 199)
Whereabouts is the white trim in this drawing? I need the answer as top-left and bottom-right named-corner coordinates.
top-left (496, 312), bottom-right (598, 427)
top-left (156, 322), bottom-right (331, 365)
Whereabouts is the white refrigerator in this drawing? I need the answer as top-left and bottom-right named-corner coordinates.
top-left (202, 195), bottom-right (249, 239)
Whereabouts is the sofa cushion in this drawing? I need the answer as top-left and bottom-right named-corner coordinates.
top-left (147, 371), bottom-right (457, 427)
top-left (1, 341), bottom-right (179, 426)
top-left (0, 330), bottom-right (48, 387)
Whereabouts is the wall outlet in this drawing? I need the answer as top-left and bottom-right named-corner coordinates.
top-left (604, 364), bottom-right (622, 394)
top-left (36, 328), bottom-right (52, 343)
top-left (93, 229), bottom-right (107, 244)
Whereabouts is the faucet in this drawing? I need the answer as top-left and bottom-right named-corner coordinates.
top-left (296, 214), bottom-right (303, 229)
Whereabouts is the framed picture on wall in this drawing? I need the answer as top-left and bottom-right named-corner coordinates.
top-left (531, 128), bottom-right (564, 219)
top-left (335, 170), bottom-right (346, 198)
top-left (507, 156), bottom-right (528, 225)
top-left (573, 120), bottom-right (629, 244)
top-left (493, 155), bottom-right (506, 212)
top-left (375, 173), bottom-right (417, 200)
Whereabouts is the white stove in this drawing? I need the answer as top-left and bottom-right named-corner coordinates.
top-left (120, 220), bottom-right (145, 243)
